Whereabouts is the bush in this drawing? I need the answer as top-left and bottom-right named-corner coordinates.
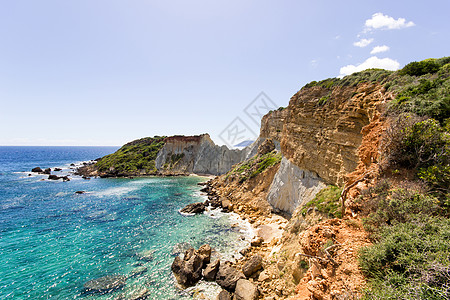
top-left (301, 185), bottom-right (342, 218)
top-left (362, 184), bottom-right (442, 231)
top-left (95, 136), bottom-right (166, 174)
top-left (359, 216), bottom-right (450, 300)
top-left (399, 60), bottom-right (441, 76)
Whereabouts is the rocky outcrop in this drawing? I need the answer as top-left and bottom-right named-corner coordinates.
top-left (242, 255), bottom-right (263, 277)
top-left (171, 245), bottom-right (212, 287)
top-left (260, 108), bottom-right (287, 147)
top-left (281, 83), bottom-right (389, 186)
top-left (155, 134), bottom-right (252, 176)
top-left (267, 157), bottom-right (327, 215)
top-left (215, 262), bottom-right (246, 291)
top-left (180, 202), bottom-right (206, 214)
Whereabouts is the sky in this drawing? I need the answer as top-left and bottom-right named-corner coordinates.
top-left (0, 0), bottom-right (449, 146)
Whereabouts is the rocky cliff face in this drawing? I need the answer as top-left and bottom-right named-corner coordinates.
top-left (260, 108), bottom-right (288, 149)
top-left (155, 134), bottom-right (252, 176)
top-left (267, 157), bottom-right (326, 215)
top-left (281, 83), bottom-right (390, 186)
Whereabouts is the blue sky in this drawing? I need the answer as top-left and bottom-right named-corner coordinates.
top-left (1, 0), bottom-right (449, 146)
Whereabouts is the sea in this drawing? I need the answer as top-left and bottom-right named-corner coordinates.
top-left (0, 146), bottom-right (253, 299)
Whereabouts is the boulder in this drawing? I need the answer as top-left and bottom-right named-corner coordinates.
top-left (180, 202), bottom-right (206, 214)
top-left (221, 199), bottom-right (232, 211)
top-left (203, 259), bottom-right (220, 281)
top-left (234, 279), bottom-right (259, 300)
top-left (43, 168), bottom-right (51, 174)
top-left (75, 191), bottom-right (86, 194)
top-left (242, 255), bottom-right (263, 277)
top-left (197, 244), bottom-right (212, 266)
top-left (48, 175), bottom-right (60, 180)
top-left (216, 289), bottom-right (232, 300)
top-left (54, 168), bottom-right (62, 171)
top-left (215, 261), bottom-right (245, 291)
top-left (171, 244), bottom-right (211, 287)
top-left (82, 176), bottom-right (91, 180)
top-left (62, 176), bottom-right (70, 182)
top-left (31, 167), bottom-right (43, 173)
top-left (250, 237), bottom-right (263, 247)
top-left (83, 275), bottom-right (126, 293)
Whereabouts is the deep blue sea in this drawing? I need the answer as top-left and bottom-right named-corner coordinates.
top-left (0, 147), bottom-right (252, 299)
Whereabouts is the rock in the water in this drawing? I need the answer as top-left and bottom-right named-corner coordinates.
top-left (129, 266), bottom-right (147, 277)
top-left (221, 199), bottom-right (231, 210)
top-left (180, 202), bottom-right (206, 214)
top-left (171, 244), bottom-right (211, 287)
top-left (171, 242), bottom-right (192, 256)
top-left (54, 168), bottom-right (62, 171)
top-left (136, 250), bottom-right (155, 261)
top-left (234, 279), bottom-right (259, 300)
top-left (48, 175), bottom-right (60, 180)
top-left (62, 176), bottom-right (70, 182)
top-left (215, 261), bottom-right (245, 291)
top-left (75, 191), bottom-right (86, 194)
top-left (242, 255), bottom-right (263, 277)
top-left (203, 259), bottom-right (220, 281)
top-left (83, 275), bottom-right (126, 293)
top-left (31, 167), bottom-right (43, 173)
top-left (82, 176), bottom-right (91, 180)
top-left (216, 289), bottom-right (232, 300)
top-left (43, 168), bottom-right (51, 174)
top-left (197, 244), bottom-right (211, 267)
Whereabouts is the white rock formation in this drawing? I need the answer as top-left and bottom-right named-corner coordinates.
top-left (267, 157), bottom-right (326, 215)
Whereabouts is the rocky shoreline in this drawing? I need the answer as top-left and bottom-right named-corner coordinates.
top-left (174, 179), bottom-right (291, 300)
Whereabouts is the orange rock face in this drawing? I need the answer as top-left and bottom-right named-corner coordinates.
top-left (281, 83), bottom-right (392, 186)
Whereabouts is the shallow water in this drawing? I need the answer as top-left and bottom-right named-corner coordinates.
top-left (0, 147), bottom-right (252, 299)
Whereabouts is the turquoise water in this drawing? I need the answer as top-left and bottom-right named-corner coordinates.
top-left (0, 147), bottom-right (252, 299)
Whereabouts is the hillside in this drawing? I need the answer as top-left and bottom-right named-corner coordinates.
top-left (208, 57), bottom-right (450, 299)
top-left (80, 57), bottom-right (449, 299)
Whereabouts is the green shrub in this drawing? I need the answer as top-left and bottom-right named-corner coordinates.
top-left (359, 216), bottom-right (450, 300)
top-left (95, 136), bottom-right (166, 174)
top-left (399, 60), bottom-right (441, 76)
top-left (362, 186), bottom-right (442, 231)
top-left (301, 185), bottom-right (342, 218)
top-left (226, 150), bottom-right (282, 183)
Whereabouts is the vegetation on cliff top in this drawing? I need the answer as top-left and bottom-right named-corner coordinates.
top-left (354, 57), bottom-right (450, 299)
top-left (95, 136), bottom-right (166, 175)
top-left (226, 150), bottom-right (282, 183)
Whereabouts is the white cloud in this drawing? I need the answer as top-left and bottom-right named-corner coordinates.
top-left (365, 13), bottom-right (415, 31)
top-left (339, 56), bottom-right (400, 77)
top-left (353, 38), bottom-right (374, 47)
top-left (370, 45), bottom-right (390, 54)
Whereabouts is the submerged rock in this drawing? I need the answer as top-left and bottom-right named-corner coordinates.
top-left (129, 266), bottom-right (147, 277)
top-left (171, 242), bottom-right (192, 256)
top-left (83, 275), bottom-right (126, 293)
top-left (136, 250), bottom-right (155, 261)
top-left (180, 202), bottom-right (206, 214)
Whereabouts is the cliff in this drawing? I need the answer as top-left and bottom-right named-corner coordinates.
top-left (209, 58), bottom-right (450, 299)
top-left (77, 134), bottom-right (258, 177)
top-left (155, 134), bottom-right (252, 176)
